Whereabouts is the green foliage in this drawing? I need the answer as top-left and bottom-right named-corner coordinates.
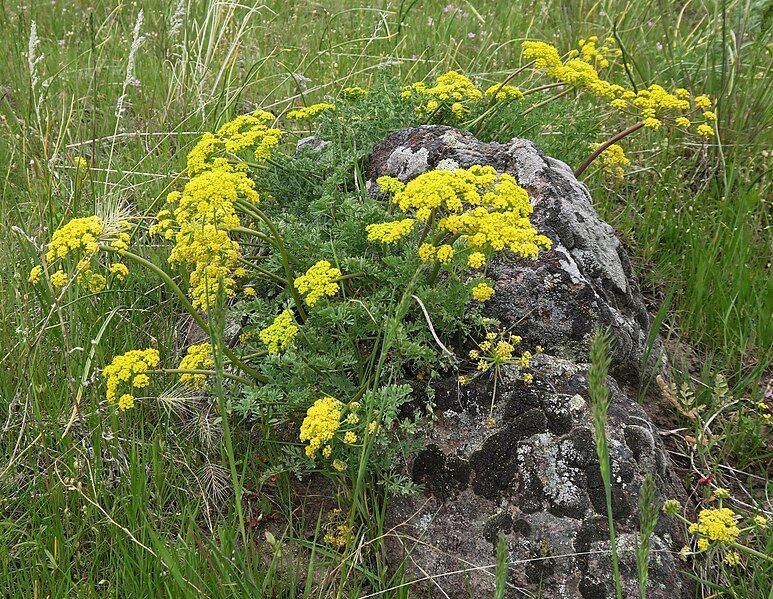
top-left (0, 1), bottom-right (770, 597)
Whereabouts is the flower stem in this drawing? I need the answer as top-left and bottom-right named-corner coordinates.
top-left (100, 246), bottom-right (266, 383)
top-left (235, 201), bottom-right (307, 321)
top-left (574, 122), bottom-right (645, 178)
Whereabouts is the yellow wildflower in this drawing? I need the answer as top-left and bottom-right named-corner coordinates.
top-left (484, 84), bottom-right (523, 102)
top-left (259, 309), bottom-right (298, 354)
top-left (46, 215), bottom-right (104, 262)
top-left (28, 265), bottom-right (43, 283)
top-left (696, 124), bottom-right (714, 138)
top-left (436, 244), bottom-right (455, 264)
top-left (178, 343), bottom-right (214, 388)
top-left (471, 282), bottom-right (494, 302)
top-left (468, 252), bottom-right (486, 268)
top-left (118, 394), bottom-right (135, 411)
top-left (404, 71), bottom-right (482, 122)
top-left (294, 260), bottom-right (341, 307)
top-left (286, 103), bottom-right (336, 121)
top-left (109, 263), bottom-right (129, 280)
top-left (694, 95), bottom-right (712, 109)
top-left (51, 270), bottom-right (68, 288)
top-left (418, 243), bottom-right (437, 263)
top-left (712, 487), bottom-right (730, 500)
top-left (688, 508), bottom-right (741, 544)
top-left (343, 86), bottom-right (368, 98)
top-left (343, 431), bottom-right (357, 444)
top-left (675, 117), bottom-right (690, 128)
top-left (102, 348), bottom-right (160, 410)
top-left (724, 552), bottom-right (741, 567)
top-left (366, 219), bottom-right (415, 243)
top-left (300, 397), bottom-right (343, 458)
top-left (598, 143), bottom-right (630, 178)
top-left (703, 111), bottom-right (716, 121)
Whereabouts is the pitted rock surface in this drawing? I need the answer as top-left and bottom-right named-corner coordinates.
top-left (367, 125), bottom-right (653, 384)
top-left (367, 127), bottom-right (687, 598)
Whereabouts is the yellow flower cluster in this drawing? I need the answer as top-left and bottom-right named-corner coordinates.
top-left (484, 84), bottom-right (523, 102)
top-left (28, 265), bottom-right (43, 284)
top-left (216, 111), bottom-right (282, 161)
top-left (521, 41), bottom-right (562, 69)
top-left (299, 396), bottom-right (343, 458)
top-left (185, 110), bottom-right (281, 175)
top-left (402, 71), bottom-right (482, 120)
top-left (46, 215), bottom-right (104, 261)
top-left (294, 260), bottom-right (341, 307)
top-left (365, 218), bottom-right (415, 243)
top-left (154, 161), bottom-right (259, 311)
top-left (688, 508), bottom-right (741, 546)
top-left (77, 269), bottom-right (107, 293)
top-left (468, 331), bottom-right (522, 371)
top-left (598, 143), bottom-right (630, 178)
top-left (151, 111), bottom-right (282, 310)
top-left (102, 348), bottom-right (160, 411)
top-left (575, 36), bottom-right (622, 69)
top-left (374, 166), bottom-right (551, 279)
top-left (468, 252), bottom-right (486, 268)
top-left (343, 86), bottom-right (368, 98)
top-left (522, 39), bottom-right (716, 137)
top-left (109, 262), bottom-right (129, 280)
top-left (43, 215), bottom-right (132, 292)
top-left (323, 509), bottom-right (354, 549)
top-left (259, 309), bottom-right (298, 354)
top-left (471, 282), bottom-right (494, 302)
top-left (178, 343), bottom-right (214, 388)
top-left (286, 103), bottom-right (336, 121)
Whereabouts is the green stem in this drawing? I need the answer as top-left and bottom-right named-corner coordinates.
top-left (235, 201), bottom-right (307, 321)
top-left (334, 272), bottom-right (365, 282)
top-left (230, 226), bottom-right (278, 249)
top-left (237, 257), bottom-right (288, 287)
top-left (602, 463), bottom-right (623, 599)
top-left (522, 81), bottom-right (566, 96)
top-left (417, 210), bottom-right (436, 247)
top-left (100, 246), bottom-right (266, 383)
top-left (426, 233), bottom-right (460, 285)
top-left (520, 87), bottom-right (574, 116)
top-left (727, 541), bottom-right (773, 564)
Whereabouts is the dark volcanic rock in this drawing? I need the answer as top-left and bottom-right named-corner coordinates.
top-left (367, 126), bottom-right (687, 598)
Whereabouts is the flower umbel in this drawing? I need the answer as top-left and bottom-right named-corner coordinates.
top-left (299, 397), bottom-right (343, 458)
top-left (294, 260), bottom-right (341, 307)
top-left (102, 348), bottom-right (160, 410)
top-left (178, 343), bottom-right (214, 388)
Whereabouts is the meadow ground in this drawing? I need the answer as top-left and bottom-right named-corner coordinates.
top-left (0, 0), bottom-right (770, 596)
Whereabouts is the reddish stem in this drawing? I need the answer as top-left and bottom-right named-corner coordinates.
top-left (574, 122), bottom-right (645, 178)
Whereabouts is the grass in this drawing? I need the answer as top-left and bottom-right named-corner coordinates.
top-left (0, 0), bottom-right (770, 596)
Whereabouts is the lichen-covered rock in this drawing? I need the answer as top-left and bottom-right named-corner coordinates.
top-left (366, 126), bottom-right (688, 598)
top-left (367, 125), bottom-right (653, 386)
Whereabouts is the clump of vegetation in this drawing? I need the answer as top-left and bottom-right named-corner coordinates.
top-left (2, 1), bottom-right (770, 596)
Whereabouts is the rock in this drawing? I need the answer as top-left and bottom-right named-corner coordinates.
top-left (367, 125), bottom-right (654, 386)
top-left (366, 126), bottom-right (688, 598)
